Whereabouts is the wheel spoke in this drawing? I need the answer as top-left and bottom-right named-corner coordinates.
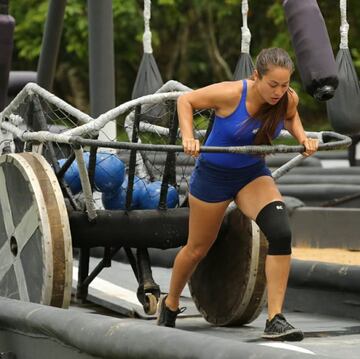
top-left (0, 241), bottom-right (15, 283)
top-left (14, 204), bottom-right (39, 253)
top-left (0, 167), bottom-right (15, 237)
top-left (13, 259), bottom-right (30, 301)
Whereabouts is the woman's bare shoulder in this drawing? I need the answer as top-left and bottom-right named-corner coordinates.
top-left (179, 81), bottom-right (244, 111)
top-left (213, 81), bottom-right (246, 116)
top-left (208, 80), bottom-right (244, 99)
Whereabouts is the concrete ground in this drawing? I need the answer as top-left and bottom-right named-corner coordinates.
top-left (72, 258), bottom-right (360, 358)
top-left (173, 311), bottom-right (360, 358)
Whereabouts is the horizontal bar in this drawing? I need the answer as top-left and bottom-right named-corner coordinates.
top-left (68, 131), bottom-right (351, 155)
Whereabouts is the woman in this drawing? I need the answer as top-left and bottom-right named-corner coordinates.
top-left (157, 48), bottom-right (319, 341)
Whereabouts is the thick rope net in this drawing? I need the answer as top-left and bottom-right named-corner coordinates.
top-left (0, 81), bottom-right (351, 217)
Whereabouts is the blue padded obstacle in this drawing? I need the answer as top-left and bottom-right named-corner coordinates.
top-left (102, 188), bottom-right (127, 210)
top-left (58, 158), bottom-right (82, 195)
top-left (122, 175), bottom-right (147, 208)
top-left (59, 152), bottom-right (125, 195)
top-left (140, 181), bottom-right (179, 209)
top-left (102, 175), bottom-right (147, 210)
top-left (93, 152), bottom-right (125, 193)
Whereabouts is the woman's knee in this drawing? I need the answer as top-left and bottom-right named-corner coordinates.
top-left (183, 244), bottom-right (209, 263)
top-left (255, 201), bottom-right (292, 255)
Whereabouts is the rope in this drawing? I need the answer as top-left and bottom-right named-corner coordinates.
top-left (143, 0), bottom-right (153, 54)
top-left (66, 91), bottom-right (183, 137)
top-left (340, 0), bottom-right (349, 49)
top-left (74, 147), bottom-right (97, 221)
top-left (241, 0), bottom-right (251, 54)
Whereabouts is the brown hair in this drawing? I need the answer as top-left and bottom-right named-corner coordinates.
top-left (250, 48), bottom-right (294, 145)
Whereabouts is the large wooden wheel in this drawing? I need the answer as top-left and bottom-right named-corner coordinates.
top-left (0, 153), bottom-right (72, 308)
top-left (189, 207), bottom-right (268, 326)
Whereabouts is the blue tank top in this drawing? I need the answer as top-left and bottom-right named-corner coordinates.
top-left (201, 80), bottom-right (284, 168)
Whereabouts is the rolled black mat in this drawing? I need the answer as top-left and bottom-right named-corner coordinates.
top-left (290, 259), bottom-right (360, 293)
top-left (0, 298), bottom-right (315, 359)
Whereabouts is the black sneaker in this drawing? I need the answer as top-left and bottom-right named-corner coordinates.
top-left (262, 313), bottom-right (304, 341)
top-left (157, 296), bottom-right (186, 327)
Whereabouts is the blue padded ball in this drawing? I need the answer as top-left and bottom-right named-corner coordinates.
top-left (140, 181), bottom-right (179, 209)
top-left (119, 175), bottom-right (148, 209)
top-left (58, 158), bottom-right (82, 195)
top-left (101, 187), bottom-right (127, 210)
top-left (93, 152), bottom-right (125, 193)
top-left (58, 152), bottom-right (91, 195)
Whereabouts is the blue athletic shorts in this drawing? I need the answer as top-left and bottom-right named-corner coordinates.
top-left (189, 158), bottom-right (272, 203)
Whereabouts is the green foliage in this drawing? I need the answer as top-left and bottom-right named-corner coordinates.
top-left (63, 1), bottom-right (88, 60)
top-left (11, 1), bottom-right (48, 61)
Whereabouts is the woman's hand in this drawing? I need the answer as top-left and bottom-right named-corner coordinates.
top-left (182, 137), bottom-right (200, 157)
top-left (301, 138), bottom-right (319, 157)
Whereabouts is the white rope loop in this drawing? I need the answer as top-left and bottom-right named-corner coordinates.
top-left (241, 0), bottom-right (251, 54)
top-left (340, 0), bottom-right (349, 49)
top-left (143, 0), bottom-right (153, 54)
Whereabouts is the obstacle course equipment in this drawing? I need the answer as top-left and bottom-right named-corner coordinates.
top-left (233, 0), bottom-right (255, 80)
top-left (283, 0), bottom-right (338, 100)
top-left (132, 0), bottom-right (163, 99)
top-left (0, 152), bottom-right (72, 308)
top-left (140, 181), bottom-right (179, 209)
top-left (102, 176), bottom-right (147, 210)
top-left (326, 0), bottom-right (360, 135)
top-left (59, 151), bottom-right (125, 195)
top-left (190, 207), bottom-right (267, 325)
top-left (102, 188), bottom-right (127, 210)
top-left (92, 152), bottom-right (125, 193)
top-left (0, 82), bottom-right (351, 322)
top-left (58, 158), bottom-right (82, 194)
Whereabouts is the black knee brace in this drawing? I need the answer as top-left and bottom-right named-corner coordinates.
top-left (255, 201), bottom-right (292, 255)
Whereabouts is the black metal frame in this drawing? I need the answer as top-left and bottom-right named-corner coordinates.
top-left (15, 95), bottom-right (189, 312)
top-left (70, 102), bottom-right (182, 312)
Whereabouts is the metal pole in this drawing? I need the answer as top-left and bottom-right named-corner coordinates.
top-left (0, 0), bottom-right (15, 110)
top-left (87, 0), bottom-right (116, 141)
top-left (37, 0), bottom-right (67, 90)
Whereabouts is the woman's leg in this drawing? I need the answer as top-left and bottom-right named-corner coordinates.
top-left (166, 194), bottom-right (231, 311)
top-left (234, 175), bottom-right (290, 320)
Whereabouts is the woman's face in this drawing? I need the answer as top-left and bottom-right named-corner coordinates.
top-left (254, 66), bottom-right (291, 105)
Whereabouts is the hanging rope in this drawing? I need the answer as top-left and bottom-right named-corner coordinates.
top-left (340, 0), bottom-right (349, 49)
top-left (143, 0), bottom-right (153, 54)
top-left (241, 0), bottom-right (251, 54)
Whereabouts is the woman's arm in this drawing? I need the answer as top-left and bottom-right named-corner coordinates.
top-left (177, 82), bottom-right (241, 157)
top-left (284, 90), bottom-right (319, 157)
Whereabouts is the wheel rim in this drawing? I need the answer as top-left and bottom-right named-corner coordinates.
top-left (0, 153), bottom-right (72, 307)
